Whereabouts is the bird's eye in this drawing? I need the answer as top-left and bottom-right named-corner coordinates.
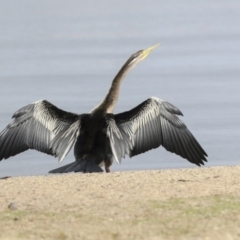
top-left (133, 50), bottom-right (143, 58)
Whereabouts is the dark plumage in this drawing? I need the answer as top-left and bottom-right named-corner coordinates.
top-left (0, 44), bottom-right (207, 173)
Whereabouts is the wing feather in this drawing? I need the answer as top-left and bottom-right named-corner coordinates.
top-left (50, 118), bottom-right (82, 162)
top-left (112, 97), bottom-right (207, 166)
top-left (0, 100), bottom-right (81, 162)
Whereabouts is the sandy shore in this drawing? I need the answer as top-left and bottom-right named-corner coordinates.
top-left (1, 166), bottom-right (240, 240)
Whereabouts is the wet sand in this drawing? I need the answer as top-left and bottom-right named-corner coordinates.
top-left (0, 166), bottom-right (240, 239)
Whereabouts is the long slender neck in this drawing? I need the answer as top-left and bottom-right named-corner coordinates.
top-left (91, 60), bottom-right (134, 114)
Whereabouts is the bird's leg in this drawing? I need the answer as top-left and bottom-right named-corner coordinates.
top-left (105, 166), bottom-right (110, 173)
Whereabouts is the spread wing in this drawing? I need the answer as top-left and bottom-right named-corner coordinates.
top-left (0, 100), bottom-right (81, 162)
top-left (108, 97), bottom-right (207, 165)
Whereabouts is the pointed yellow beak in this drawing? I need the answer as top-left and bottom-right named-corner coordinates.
top-left (141, 43), bottom-right (160, 60)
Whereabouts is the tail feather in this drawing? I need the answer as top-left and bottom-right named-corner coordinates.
top-left (49, 160), bottom-right (103, 174)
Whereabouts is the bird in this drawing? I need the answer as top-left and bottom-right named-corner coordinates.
top-left (0, 43), bottom-right (207, 174)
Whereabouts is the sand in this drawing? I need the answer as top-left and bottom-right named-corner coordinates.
top-left (0, 166), bottom-right (240, 240)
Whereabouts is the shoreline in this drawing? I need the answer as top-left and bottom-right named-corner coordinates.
top-left (1, 166), bottom-right (240, 239)
top-left (1, 165), bottom-right (240, 210)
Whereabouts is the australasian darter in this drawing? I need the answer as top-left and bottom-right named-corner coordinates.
top-left (0, 44), bottom-right (208, 173)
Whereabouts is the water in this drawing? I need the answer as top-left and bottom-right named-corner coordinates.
top-left (0, 0), bottom-right (239, 176)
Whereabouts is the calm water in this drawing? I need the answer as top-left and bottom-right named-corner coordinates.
top-left (0, 0), bottom-right (239, 176)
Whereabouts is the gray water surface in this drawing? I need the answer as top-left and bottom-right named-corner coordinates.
top-left (0, 0), bottom-right (239, 176)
